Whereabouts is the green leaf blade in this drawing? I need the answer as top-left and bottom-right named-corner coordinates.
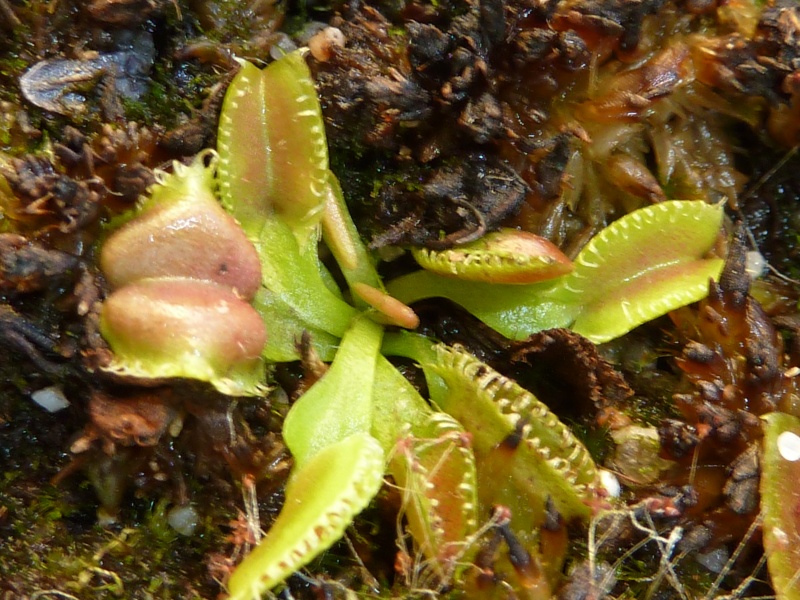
top-left (428, 345), bottom-right (599, 524)
top-left (283, 316), bottom-right (383, 467)
top-left (571, 257), bottom-right (724, 343)
top-left (554, 200), bottom-right (725, 341)
top-left (560, 200), bottom-right (724, 302)
top-left (251, 287), bottom-right (340, 362)
top-left (322, 172), bottom-right (384, 294)
top-left (387, 271), bottom-right (577, 340)
top-left (761, 412), bottom-right (800, 600)
top-left (217, 53), bottom-right (329, 244)
top-left (371, 355), bottom-right (432, 451)
top-left (255, 217), bottom-right (357, 339)
top-left (226, 433), bottom-right (385, 600)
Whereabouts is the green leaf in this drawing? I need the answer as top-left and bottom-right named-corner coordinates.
top-left (381, 331), bottom-right (448, 401)
top-left (226, 433), bottom-right (385, 600)
top-left (322, 172), bottom-right (383, 294)
top-left (571, 257), bottom-right (723, 342)
top-left (217, 52), bottom-right (329, 245)
top-left (388, 200), bottom-right (724, 343)
top-left (254, 216), bottom-right (357, 340)
top-left (390, 412), bottom-right (479, 578)
top-left (427, 345), bottom-right (600, 524)
top-left (556, 200), bottom-right (725, 342)
top-left (251, 287), bottom-right (339, 363)
top-left (371, 355), bottom-right (432, 451)
top-left (761, 412), bottom-right (800, 600)
top-left (228, 318), bottom-right (388, 597)
top-left (283, 316), bottom-right (383, 467)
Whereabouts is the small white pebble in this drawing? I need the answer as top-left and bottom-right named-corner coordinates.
top-left (745, 250), bottom-right (767, 279)
top-left (168, 504), bottom-right (199, 536)
top-left (30, 385), bottom-right (70, 413)
top-left (599, 469), bottom-right (621, 498)
top-left (777, 431), bottom-right (800, 462)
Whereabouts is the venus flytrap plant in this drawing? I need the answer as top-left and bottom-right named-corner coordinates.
top-left (97, 49), bottom-right (736, 597)
top-left (214, 57), bottom-right (446, 589)
top-left (368, 352), bottom-right (484, 586)
top-left (92, 50), bottom-right (603, 596)
top-left (213, 54), bottom-right (732, 596)
top-left (389, 200), bottom-right (725, 343)
top-left (421, 345), bottom-right (605, 595)
top-left (226, 432), bottom-right (385, 600)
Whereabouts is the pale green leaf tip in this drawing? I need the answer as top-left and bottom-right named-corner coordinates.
top-left (226, 433), bottom-right (385, 600)
top-left (761, 412), bottom-right (800, 599)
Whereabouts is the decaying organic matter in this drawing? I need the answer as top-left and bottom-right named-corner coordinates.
top-left (2, 0), bottom-right (800, 598)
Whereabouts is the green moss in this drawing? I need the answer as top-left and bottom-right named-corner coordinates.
top-left (570, 421), bottom-right (613, 465)
top-left (0, 393), bottom-right (229, 599)
top-left (121, 62), bottom-right (217, 129)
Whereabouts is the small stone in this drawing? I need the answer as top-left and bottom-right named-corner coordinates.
top-left (598, 469), bottom-right (621, 498)
top-left (168, 504), bottom-right (199, 536)
top-left (30, 385), bottom-right (70, 413)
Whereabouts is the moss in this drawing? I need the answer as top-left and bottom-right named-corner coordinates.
top-left (122, 60), bottom-right (219, 130)
top-left (0, 391), bottom-right (229, 599)
top-left (1, 486), bottom-right (228, 598)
